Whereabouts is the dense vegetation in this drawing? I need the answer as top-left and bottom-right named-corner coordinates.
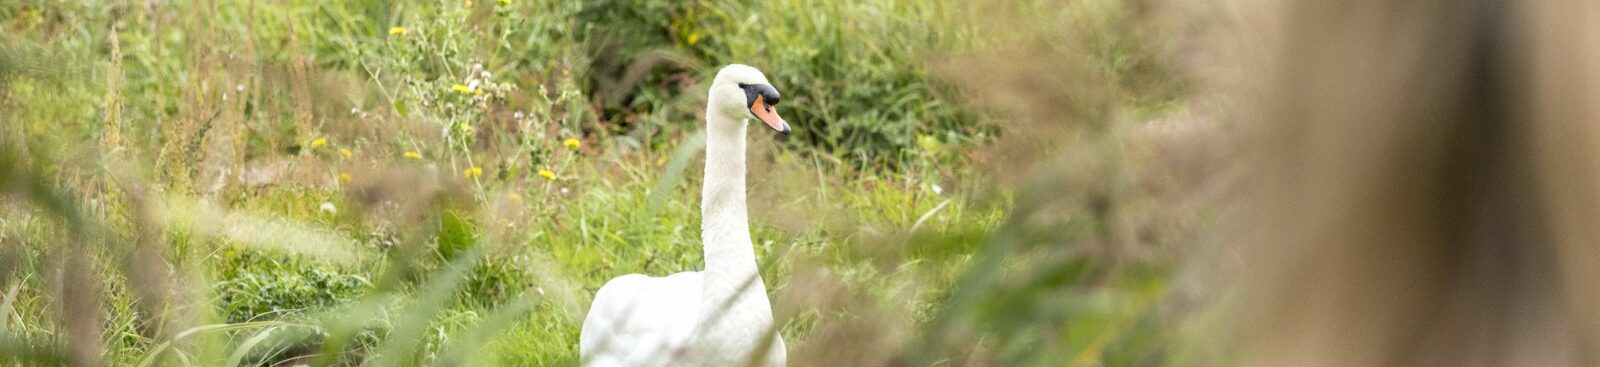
top-left (0, 0), bottom-right (1209, 366)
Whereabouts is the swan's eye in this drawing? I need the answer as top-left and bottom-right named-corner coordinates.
top-left (763, 90), bottom-right (781, 106)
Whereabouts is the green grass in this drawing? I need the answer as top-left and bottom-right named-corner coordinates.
top-left (0, 0), bottom-right (1210, 365)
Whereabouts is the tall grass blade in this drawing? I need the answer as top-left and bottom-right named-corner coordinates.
top-left (136, 321), bottom-right (318, 367)
top-left (364, 247), bottom-right (487, 367)
top-left (223, 326), bottom-right (281, 367)
top-left (431, 291), bottom-right (544, 367)
top-left (647, 129), bottom-right (707, 217)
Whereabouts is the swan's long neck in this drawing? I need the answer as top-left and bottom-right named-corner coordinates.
top-left (699, 108), bottom-right (771, 333)
top-left (702, 112), bottom-right (754, 269)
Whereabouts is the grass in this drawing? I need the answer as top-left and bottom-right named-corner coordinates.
top-left (0, 0), bottom-right (1212, 365)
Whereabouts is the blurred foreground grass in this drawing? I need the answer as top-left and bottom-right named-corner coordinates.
top-left (0, 0), bottom-right (1216, 365)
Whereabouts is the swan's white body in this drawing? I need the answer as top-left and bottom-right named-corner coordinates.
top-left (580, 65), bottom-right (787, 367)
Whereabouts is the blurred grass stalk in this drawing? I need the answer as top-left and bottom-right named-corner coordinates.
top-left (1232, 0), bottom-right (1600, 366)
top-left (869, 0), bottom-right (1223, 365)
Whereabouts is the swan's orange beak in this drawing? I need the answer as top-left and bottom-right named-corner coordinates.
top-left (750, 95), bottom-right (789, 135)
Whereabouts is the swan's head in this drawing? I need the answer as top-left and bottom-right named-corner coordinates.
top-left (709, 64), bottom-right (789, 135)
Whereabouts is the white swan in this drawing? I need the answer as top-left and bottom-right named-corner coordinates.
top-left (580, 64), bottom-right (790, 367)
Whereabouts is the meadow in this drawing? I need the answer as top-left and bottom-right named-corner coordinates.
top-left (0, 0), bottom-right (1215, 365)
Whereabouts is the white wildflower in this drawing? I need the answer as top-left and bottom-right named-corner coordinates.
top-left (319, 202), bottom-right (337, 215)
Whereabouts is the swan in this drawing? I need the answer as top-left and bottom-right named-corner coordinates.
top-left (580, 64), bottom-right (790, 367)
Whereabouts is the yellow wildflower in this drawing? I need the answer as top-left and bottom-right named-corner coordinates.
top-left (463, 166), bottom-right (483, 179)
top-left (507, 192), bottom-right (523, 202)
top-left (224, 249), bottom-right (235, 258)
top-left (687, 32), bottom-right (701, 46)
top-left (452, 83), bottom-right (473, 94)
top-left (460, 123), bottom-right (475, 133)
top-left (537, 169), bottom-right (557, 181)
top-left (563, 138), bottom-right (581, 150)
top-left (499, 0), bottom-right (511, 4)
top-left (389, 27), bottom-right (408, 36)
top-left (916, 134), bottom-right (942, 153)
top-left (339, 172), bottom-right (352, 184)
top-left (404, 151), bottom-right (422, 159)
top-left (339, 148), bottom-right (353, 158)
top-left (310, 137), bottom-right (327, 149)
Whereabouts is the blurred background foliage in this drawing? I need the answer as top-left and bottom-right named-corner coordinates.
top-left (0, 0), bottom-right (1219, 366)
top-left (575, 0), bottom-right (988, 166)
